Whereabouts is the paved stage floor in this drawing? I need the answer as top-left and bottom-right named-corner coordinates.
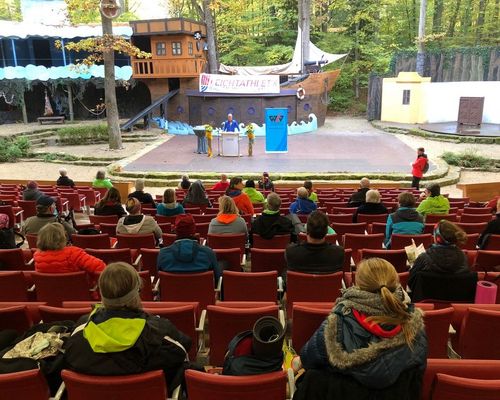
top-left (124, 124), bottom-right (420, 174)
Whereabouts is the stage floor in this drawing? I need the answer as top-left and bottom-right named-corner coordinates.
top-left (419, 122), bottom-right (500, 137)
top-left (124, 128), bottom-right (421, 174)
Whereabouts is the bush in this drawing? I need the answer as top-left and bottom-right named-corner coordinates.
top-left (57, 124), bottom-right (108, 145)
top-left (441, 149), bottom-right (495, 169)
top-left (42, 153), bottom-right (79, 162)
top-left (0, 136), bottom-right (31, 162)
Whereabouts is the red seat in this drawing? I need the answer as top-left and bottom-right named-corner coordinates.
top-left (137, 270), bottom-right (154, 301)
top-left (207, 305), bottom-right (279, 366)
top-left (99, 223), bottom-right (118, 238)
top-left (139, 248), bottom-right (160, 278)
top-left (39, 305), bottom-right (91, 323)
top-left (157, 222), bottom-right (172, 233)
top-left (0, 248), bottom-right (33, 271)
top-left (86, 248), bottom-right (134, 265)
top-left (71, 233), bottom-right (111, 249)
top-left (207, 233), bottom-right (246, 255)
top-left (473, 250), bottom-right (500, 272)
top-left (359, 249), bottom-right (408, 273)
top-left (460, 213), bottom-right (493, 223)
top-left (252, 234), bottom-right (291, 249)
top-left (327, 213), bottom-right (353, 223)
top-left (89, 215), bottom-right (120, 226)
top-left (213, 248), bottom-right (242, 272)
top-left (250, 248), bottom-right (286, 275)
top-left (64, 192), bottom-right (86, 212)
top-left (371, 222), bottom-right (387, 235)
top-left (26, 233), bottom-right (38, 249)
top-left (154, 214), bottom-right (178, 224)
top-left (77, 188), bottom-right (100, 209)
top-left (431, 373), bottom-right (500, 400)
top-left (330, 207), bottom-right (356, 215)
top-left (0, 369), bottom-right (51, 400)
top-left (458, 308), bottom-right (500, 359)
top-left (450, 304), bottom-right (500, 338)
top-left (192, 214), bottom-right (215, 224)
top-left (0, 271), bottom-right (29, 301)
top-left (291, 305), bottom-right (330, 353)
top-left (17, 200), bottom-right (37, 219)
top-left (141, 207), bottom-right (157, 216)
top-left (357, 213), bottom-right (388, 224)
top-left (391, 234), bottom-right (434, 250)
top-left (425, 214), bottom-right (458, 223)
top-left (0, 205), bottom-right (22, 228)
top-left (482, 235), bottom-right (500, 251)
top-left (116, 233), bottom-right (156, 249)
top-left (195, 222), bottom-right (210, 238)
top-left (185, 369), bottom-right (287, 400)
top-left (330, 222), bottom-right (367, 239)
top-left (343, 233), bottom-right (384, 264)
top-left (463, 207), bottom-right (493, 214)
top-left (457, 222), bottom-right (489, 235)
top-left (32, 272), bottom-right (93, 306)
top-left (423, 307), bottom-right (454, 358)
top-left (223, 270), bottom-right (278, 302)
top-left (61, 369), bottom-right (167, 400)
top-left (0, 305), bottom-right (33, 333)
top-left (459, 233), bottom-right (479, 250)
top-left (286, 271), bottom-right (343, 317)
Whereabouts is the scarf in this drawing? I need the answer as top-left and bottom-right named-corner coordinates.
top-left (263, 209), bottom-right (279, 215)
top-left (227, 189), bottom-right (242, 198)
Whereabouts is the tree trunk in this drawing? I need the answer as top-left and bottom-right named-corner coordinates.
top-left (416, 0), bottom-right (427, 76)
top-left (202, 0), bottom-right (218, 73)
top-left (476, 0), bottom-right (488, 42)
top-left (298, 0), bottom-right (311, 73)
top-left (494, 0), bottom-right (500, 40)
top-left (101, 14), bottom-right (122, 150)
top-left (432, 0), bottom-right (443, 32)
top-left (447, 0), bottom-right (462, 37)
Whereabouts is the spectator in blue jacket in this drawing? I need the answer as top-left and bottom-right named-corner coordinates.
top-left (290, 187), bottom-right (317, 215)
top-left (157, 214), bottom-right (221, 283)
top-left (385, 192), bottom-right (424, 248)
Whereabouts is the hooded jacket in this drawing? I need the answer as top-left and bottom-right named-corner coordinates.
top-left (128, 191), bottom-right (156, 209)
top-left (348, 188), bottom-right (370, 207)
top-left (226, 190), bottom-right (254, 215)
top-left (290, 197), bottom-right (317, 215)
top-left (116, 215), bottom-right (162, 239)
top-left (64, 307), bottom-right (190, 394)
top-left (353, 202), bottom-right (388, 223)
top-left (22, 188), bottom-right (43, 201)
top-left (94, 201), bottom-right (127, 217)
top-left (385, 207), bottom-right (424, 247)
top-left (242, 187), bottom-right (265, 204)
top-left (478, 214), bottom-right (500, 248)
top-left (251, 211), bottom-right (294, 240)
top-left (416, 195), bottom-right (450, 217)
top-left (56, 175), bottom-right (75, 187)
top-left (157, 238), bottom-right (221, 282)
top-left (182, 181), bottom-right (210, 207)
top-left (34, 246), bottom-right (105, 275)
top-left (285, 241), bottom-right (344, 275)
top-left (412, 155), bottom-right (427, 178)
top-left (156, 202), bottom-right (185, 217)
top-left (208, 214), bottom-right (248, 236)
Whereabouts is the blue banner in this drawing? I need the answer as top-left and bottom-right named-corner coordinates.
top-left (265, 108), bottom-right (288, 153)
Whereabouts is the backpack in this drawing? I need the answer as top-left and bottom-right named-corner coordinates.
top-left (422, 157), bottom-right (429, 174)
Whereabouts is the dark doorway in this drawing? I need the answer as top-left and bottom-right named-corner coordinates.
top-left (168, 78), bottom-right (180, 91)
top-left (132, 36), bottom-right (151, 53)
top-left (32, 39), bottom-right (52, 67)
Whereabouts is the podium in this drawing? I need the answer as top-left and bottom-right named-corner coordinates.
top-left (220, 132), bottom-right (240, 157)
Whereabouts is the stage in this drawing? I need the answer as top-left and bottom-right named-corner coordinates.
top-left (419, 122), bottom-right (500, 138)
top-left (123, 123), bottom-right (424, 174)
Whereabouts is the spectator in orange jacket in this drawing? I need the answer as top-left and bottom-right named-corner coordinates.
top-left (34, 222), bottom-right (106, 275)
top-left (226, 176), bottom-right (254, 215)
top-left (411, 147), bottom-right (428, 190)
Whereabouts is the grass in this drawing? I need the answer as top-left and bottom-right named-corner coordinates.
top-left (57, 124), bottom-right (108, 145)
top-left (441, 149), bottom-right (498, 170)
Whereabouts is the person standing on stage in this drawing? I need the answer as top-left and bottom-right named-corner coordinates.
top-left (223, 113), bottom-right (239, 132)
top-left (411, 147), bottom-right (428, 190)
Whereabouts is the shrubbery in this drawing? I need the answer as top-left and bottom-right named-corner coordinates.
top-left (442, 149), bottom-right (498, 170)
top-left (57, 124), bottom-right (108, 145)
top-left (0, 136), bottom-right (30, 162)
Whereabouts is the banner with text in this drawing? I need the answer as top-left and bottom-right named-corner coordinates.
top-left (199, 73), bottom-right (280, 94)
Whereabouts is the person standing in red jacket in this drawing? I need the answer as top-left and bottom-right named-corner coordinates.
top-left (411, 147), bottom-right (428, 190)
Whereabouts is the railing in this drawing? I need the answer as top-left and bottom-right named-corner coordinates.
top-left (132, 58), bottom-right (206, 78)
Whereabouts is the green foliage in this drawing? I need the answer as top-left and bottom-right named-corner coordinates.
top-left (0, 0), bottom-right (21, 21)
top-left (0, 136), bottom-right (31, 162)
top-left (264, 45), bottom-right (294, 65)
top-left (42, 153), bottom-right (79, 162)
top-left (441, 149), bottom-right (496, 169)
top-left (57, 124), bottom-right (109, 145)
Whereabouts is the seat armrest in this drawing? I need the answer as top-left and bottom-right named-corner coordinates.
top-left (27, 258), bottom-right (34, 266)
top-left (279, 309), bottom-right (286, 328)
top-left (278, 276), bottom-right (284, 293)
top-left (133, 253), bottom-right (142, 269)
top-left (240, 253), bottom-right (246, 266)
top-left (169, 385), bottom-right (181, 400)
top-left (287, 368), bottom-right (296, 400)
top-left (196, 309), bottom-right (207, 352)
top-left (53, 382), bottom-right (65, 400)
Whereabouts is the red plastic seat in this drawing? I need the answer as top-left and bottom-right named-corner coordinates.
top-left (457, 222), bottom-right (489, 235)
top-left (141, 207), bottom-right (157, 216)
top-left (390, 234), bottom-right (434, 250)
top-left (460, 213), bottom-right (493, 223)
top-left (357, 213), bottom-right (388, 224)
top-left (291, 305), bottom-right (330, 353)
top-left (330, 222), bottom-right (367, 239)
top-left (17, 200), bottom-right (37, 219)
top-left (286, 271), bottom-right (343, 317)
top-left (0, 369), bottom-right (51, 400)
top-left (423, 307), bottom-right (454, 358)
top-left (39, 305), bottom-right (91, 323)
top-left (343, 233), bottom-right (384, 264)
top-left (185, 369), bottom-right (287, 400)
top-left (252, 234), bottom-right (291, 249)
top-left (157, 222), bottom-right (172, 233)
top-left (64, 192), bottom-right (86, 212)
top-left (223, 270), bottom-right (278, 302)
top-left (0, 304), bottom-right (33, 333)
top-left (32, 272), bottom-right (93, 306)
top-left (86, 248), bottom-right (134, 265)
top-left (77, 188), bottom-right (100, 209)
top-left (99, 223), bottom-right (118, 238)
top-left (359, 249), bottom-right (408, 273)
top-left (459, 233), bottom-right (479, 250)
top-left (482, 235), bottom-right (500, 251)
top-left (0, 271), bottom-right (29, 301)
top-left (463, 207), bottom-right (493, 214)
top-left (154, 214), bottom-right (178, 224)
top-left (207, 305), bottom-right (279, 366)
top-left (116, 233), bottom-right (156, 249)
top-left (431, 373), bottom-right (500, 400)
top-left (0, 205), bottom-right (22, 228)
top-left (425, 214), bottom-right (458, 223)
top-left (207, 233), bottom-right (246, 255)
top-left (473, 250), bottom-right (500, 272)
top-left (458, 308), bottom-right (500, 359)
top-left (192, 214), bottom-right (215, 224)
top-left (327, 213), bottom-right (353, 223)
top-left (26, 233), bottom-right (38, 249)
top-left (0, 248), bottom-right (33, 271)
top-left (71, 233), bottom-right (111, 249)
top-left (61, 369), bottom-right (167, 400)
top-left (195, 222), bottom-right (210, 238)
top-left (330, 207), bottom-right (357, 215)
top-left (139, 248), bottom-right (160, 278)
top-left (89, 215), bottom-right (120, 226)
top-left (250, 248), bottom-right (286, 275)
top-left (371, 222), bottom-right (387, 235)
top-left (213, 248), bottom-right (242, 272)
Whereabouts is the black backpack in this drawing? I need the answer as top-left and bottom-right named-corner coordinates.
top-left (0, 228), bottom-right (24, 249)
top-left (422, 156), bottom-right (429, 174)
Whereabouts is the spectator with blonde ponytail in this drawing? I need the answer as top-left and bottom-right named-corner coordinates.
top-left (295, 258), bottom-right (427, 399)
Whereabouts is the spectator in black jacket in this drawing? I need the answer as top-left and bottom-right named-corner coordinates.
top-left (56, 168), bottom-right (75, 188)
top-left (348, 177), bottom-right (370, 207)
top-left (478, 199), bottom-right (500, 248)
top-left (128, 179), bottom-right (156, 209)
top-left (252, 192), bottom-right (294, 241)
top-left (285, 211), bottom-right (344, 275)
top-left (353, 189), bottom-right (388, 222)
top-left (94, 187), bottom-right (127, 217)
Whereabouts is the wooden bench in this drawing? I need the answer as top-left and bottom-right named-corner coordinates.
top-left (37, 116), bottom-right (65, 125)
top-left (457, 182), bottom-right (500, 202)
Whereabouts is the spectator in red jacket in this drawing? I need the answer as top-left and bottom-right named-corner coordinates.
top-left (34, 222), bottom-right (106, 275)
top-left (411, 147), bottom-right (428, 190)
top-left (212, 174), bottom-right (230, 192)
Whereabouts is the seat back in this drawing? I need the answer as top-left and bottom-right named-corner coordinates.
top-left (330, 222), bottom-right (366, 238)
top-left (98, 223), bottom-right (118, 238)
top-left (458, 308), bottom-right (500, 359)
top-left (0, 271), bottom-right (29, 301)
top-left (223, 270), bottom-right (277, 302)
top-left (459, 233), bottom-right (479, 250)
top-left (357, 213), bottom-right (388, 224)
top-left (391, 234), bottom-right (434, 250)
top-left (0, 248), bottom-right (30, 271)
top-left (457, 222), bottom-right (488, 235)
top-left (463, 207), bottom-right (493, 214)
top-left (61, 369), bottom-right (167, 400)
top-left (116, 233), bottom-right (156, 249)
top-left (423, 307), bottom-right (454, 358)
top-left (286, 271), bottom-right (343, 317)
top-left (32, 272), bottom-right (92, 306)
top-left (359, 249), bottom-right (408, 273)
top-left (343, 233), bottom-right (384, 263)
top-left (39, 305), bottom-right (92, 323)
top-left (89, 215), bottom-right (120, 225)
top-left (371, 222), bottom-right (387, 235)
top-left (327, 213), bottom-right (353, 223)
top-left (250, 248), bottom-right (286, 275)
top-left (252, 234), bottom-right (291, 249)
top-left (71, 233), bottom-right (111, 249)
top-left (482, 235), bottom-right (500, 251)
top-left (474, 250), bottom-right (500, 272)
top-left (460, 213), bottom-right (493, 223)
top-left (86, 248), bottom-right (133, 265)
top-left (207, 233), bottom-right (246, 255)
top-left (431, 373), bottom-right (500, 400)
top-left (213, 248), bottom-right (242, 272)
top-left (425, 214), bottom-right (458, 223)
top-left (17, 200), bottom-right (37, 219)
top-left (185, 369), bottom-right (287, 400)
top-left (26, 233), bottom-right (38, 249)
top-left (0, 305), bottom-right (32, 333)
top-left (207, 305), bottom-right (279, 366)
top-left (139, 248), bottom-right (160, 278)
top-left (410, 271), bottom-right (477, 303)
top-left (0, 369), bottom-right (51, 400)
top-left (291, 305), bottom-right (330, 354)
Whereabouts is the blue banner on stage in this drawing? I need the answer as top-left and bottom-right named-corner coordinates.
top-left (265, 108), bottom-right (288, 153)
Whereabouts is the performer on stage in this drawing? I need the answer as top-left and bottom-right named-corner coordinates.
top-left (222, 113), bottom-right (239, 132)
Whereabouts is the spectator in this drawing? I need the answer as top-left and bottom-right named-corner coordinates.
top-left (478, 199), bottom-right (500, 248)
top-left (92, 170), bottom-right (113, 189)
top-left (128, 178), bottom-right (156, 209)
top-left (212, 174), bottom-right (230, 192)
top-left (22, 181), bottom-right (43, 201)
top-left (226, 177), bottom-right (254, 215)
top-left (242, 179), bottom-right (265, 204)
top-left (64, 262), bottom-right (190, 395)
top-left (296, 258), bottom-right (426, 399)
top-left (22, 195), bottom-right (75, 237)
top-left (182, 180), bottom-right (211, 208)
top-left (252, 192), bottom-right (294, 240)
top-left (353, 190), bottom-right (388, 223)
top-left (409, 220), bottom-right (469, 292)
top-left (179, 174), bottom-right (191, 190)
top-left (411, 147), bottom-right (428, 190)
top-left (157, 188), bottom-right (185, 217)
top-left (208, 195), bottom-right (248, 236)
top-left (94, 187), bottom-right (127, 217)
top-left (385, 192), bottom-right (424, 248)
top-left (285, 211), bottom-right (344, 274)
top-left (56, 168), bottom-right (75, 188)
top-left (348, 177), bottom-right (370, 207)
top-left (117, 198), bottom-right (162, 241)
top-left (290, 187), bottom-right (317, 215)
top-left (157, 214), bottom-right (221, 282)
top-left (258, 172), bottom-right (274, 191)
top-left (304, 180), bottom-right (318, 203)
top-left (416, 183), bottom-right (450, 217)
top-left (34, 222), bottom-right (105, 275)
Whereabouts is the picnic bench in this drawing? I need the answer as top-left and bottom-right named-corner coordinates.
top-left (37, 116), bottom-right (65, 125)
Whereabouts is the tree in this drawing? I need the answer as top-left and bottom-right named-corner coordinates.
top-left (0, 0), bottom-right (21, 21)
top-left (65, 0), bottom-right (137, 24)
